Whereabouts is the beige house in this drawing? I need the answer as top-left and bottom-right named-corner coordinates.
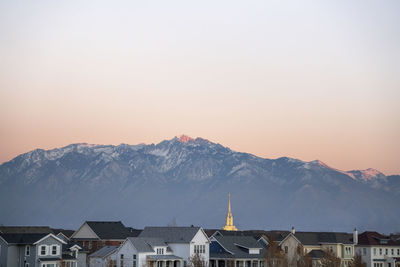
top-left (278, 228), bottom-right (356, 267)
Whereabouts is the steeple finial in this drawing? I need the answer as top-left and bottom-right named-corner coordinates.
top-left (228, 192), bottom-right (231, 213)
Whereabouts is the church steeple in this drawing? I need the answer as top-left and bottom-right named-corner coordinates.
top-left (222, 193), bottom-right (238, 231)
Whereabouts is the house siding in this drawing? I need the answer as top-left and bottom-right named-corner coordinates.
top-left (7, 245), bottom-right (18, 267)
top-left (19, 244), bottom-right (36, 267)
top-left (0, 238), bottom-right (8, 267)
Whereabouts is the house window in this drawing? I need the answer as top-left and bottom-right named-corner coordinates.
top-left (120, 254), bottom-right (124, 266)
top-left (398, 249), bottom-right (400, 255)
top-left (379, 248), bottom-right (382, 255)
top-left (373, 248), bottom-right (376, 255)
top-left (25, 245), bottom-right (30, 256)
top-left (133, 254), bottom-right (137, 267)
top-left (40, 245), bottom-right (47, 256)
top-left (345, 247), bottom-right (352, 255)
top-left (385, 249), bottom-right (388, 255)
top-left (51, 245), bottom-right (57, 255)
top-left (284, 246), bottom-right (288, 254)
top-left (88, 241), bottom-right (92, 250)
top-left (252, 261), bottom-right (258, 267)
top-left (194, 245), bottom-right (206, 254)
top-left (363, 248), bottom-right (366, 255)
top-left (391, 249), bottom-right (394, 255)
top-left (25, 263), bottom-right (29, 267)
top-left (157, 248), bottom-right (164, 255)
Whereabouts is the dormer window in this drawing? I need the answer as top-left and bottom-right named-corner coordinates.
top-left (157, 248), bottom-right (164, 255)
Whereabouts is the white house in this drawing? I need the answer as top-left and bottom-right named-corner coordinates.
top-left (355, 231), bottom-right (400, 267)
top-left (115, 237), bottom-right (184, 267)
top-left (138, 226), bottom-right (210, 266)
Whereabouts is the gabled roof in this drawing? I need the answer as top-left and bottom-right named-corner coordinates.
top-left (139, 226), bottom-right (203, 243)
top-left (86, 221), bottom-right (130, 239)
top-left (0, 233), bottom-right (48, 244)
top-left (358, 231), bottom-right (400, 246)
top-left (282, 232), bottom-right (353, 246)
top-left (0, 226), bottom-right (53, 234)
top-left (211, 236), bottom-right (265, 259)
top-left (52, 229), bottom-right (75, 238)
top-left (72, 221), bottom-right (140, 240)
top-left (127, 237), bottom-right (168, 253)
top-left (89, 246), bottom-right (118, 258)
top-left (33, 233), bottom-right (67, 245)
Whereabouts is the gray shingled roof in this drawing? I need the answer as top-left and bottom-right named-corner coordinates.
top-left (139, 227), bottom-right (201, 243)
top-left (0, 226), bottom-right (53, 234)
top-left (210, 236), bottom-right (265, 259)
top-left (294, 232), bottom-right (353, 245)
top-left (127, 237), bottom-right (168, 253)
top-left (89, 246), bottom-right (118, 258)
top-left (0, 233), bottom-right (47, 244)
top-left (85, 221), bottom-right (140, 240)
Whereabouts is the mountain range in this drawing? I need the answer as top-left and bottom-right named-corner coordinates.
top-left (0, 135), bottom-right (399, 233)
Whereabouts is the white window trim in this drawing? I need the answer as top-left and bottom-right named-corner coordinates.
top-left (38, 245), bottom-right (47, 256)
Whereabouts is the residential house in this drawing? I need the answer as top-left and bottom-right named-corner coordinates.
top-left (115, 237), bottom-right (184, 267)
top-left (89, 246), bottom-right (118, 267)
top-left (355, 231), bottom-right (400, 267)
top-left (139, 226), bottom-right (210, 266)
top-left (209, 235), bottom-right (265, 267)
top-left (70, 221), bottom-right (141, 255)
top-left (0, 232), bottom-right (82, 267)
top-left (278, 228), bottom-right (355, 267)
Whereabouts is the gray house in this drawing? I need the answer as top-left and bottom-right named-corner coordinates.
top-left (0, 232), bottom-right (82, 267)
top-left (209, 235), bottom-right (266, 267)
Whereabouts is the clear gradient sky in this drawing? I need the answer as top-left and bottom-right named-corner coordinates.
top-left (0, 1), bottom-right (399, 174)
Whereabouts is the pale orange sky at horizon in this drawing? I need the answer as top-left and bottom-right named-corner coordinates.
top-left (0, 1), bottom-right (399, 174)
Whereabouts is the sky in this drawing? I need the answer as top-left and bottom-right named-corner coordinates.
top-left (0, 0), bottom-right (399, 174)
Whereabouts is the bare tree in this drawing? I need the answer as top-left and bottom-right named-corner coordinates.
top-left (295, 245), bottom-right (311, 267)
top-left (189, 253), bottom-right (208, 267)
top-left (320, 249), bottom-right (341, 267)
top-left (264, 237), bottom-right (287, 267)
top-left (349, 253), bottom-right (366, 267)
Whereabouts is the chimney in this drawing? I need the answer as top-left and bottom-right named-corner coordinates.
top-left (291, 227), bottom-right (295, 234)
top-left (353, 228), bottom-right (358, 245)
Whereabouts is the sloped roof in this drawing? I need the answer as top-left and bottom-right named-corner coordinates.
top-left (52, 229), bottom-right (75, 238)
top-left (264, 231), bottom-right (290, 242)
top-left (139, 226), bottom-right (201, 243)
top-left (0, 226), bottom-right (53, 234)
top-left (308, 249), bottom-right (325, 259)
top-left (358, 231), bottom-right (400, 246)
top-left (89, 246), bottom-right (118, 258)
top-left (293, 232), bottom-right (353, 245)
top-left (0, 233), bottom-right (48, 244)
top-left (127, 237), bottom-right (168, 253)
top-left (211, 236), bottom-right (265, 259)
top-left (85, 221), bottom-right (139, 240)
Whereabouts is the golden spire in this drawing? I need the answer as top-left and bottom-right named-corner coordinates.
top-left (222, 193), bottom-right (238, 231)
